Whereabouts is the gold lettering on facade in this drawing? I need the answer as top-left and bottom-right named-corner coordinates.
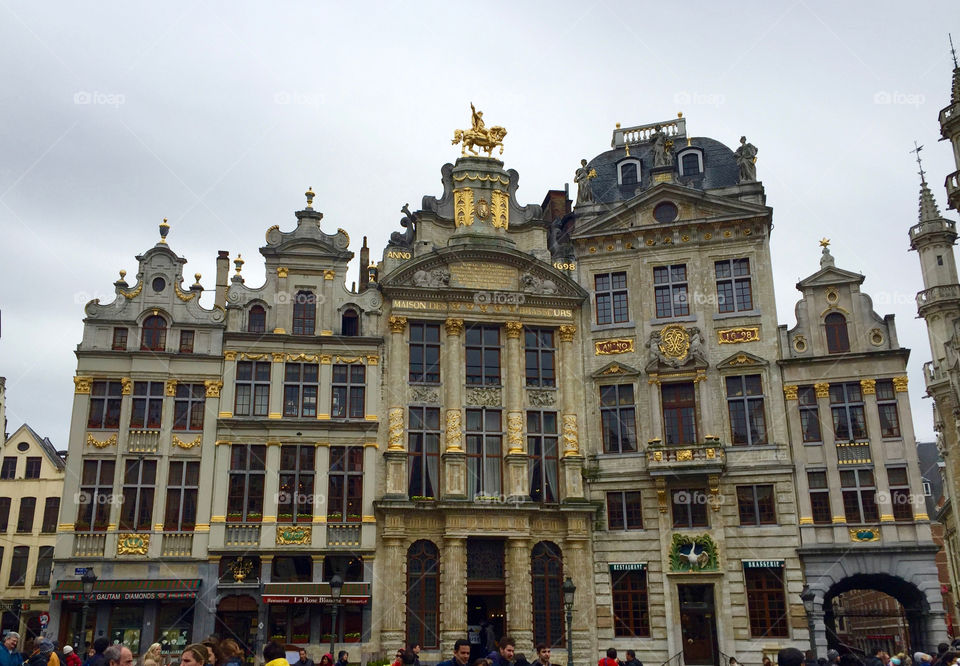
top-left (717, 327), bottom-right (760, 344)
top-left (449, 262), bottom-right (517, 290)
top-left (386, 250), bottom-right (412, 260)
top-left (595, 338), bottom-right (635, 355)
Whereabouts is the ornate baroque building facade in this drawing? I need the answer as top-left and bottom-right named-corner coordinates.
top-left (46, 104), bottom-right (948, 664)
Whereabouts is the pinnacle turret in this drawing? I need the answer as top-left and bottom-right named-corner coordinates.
top-left (920, 181), bottom-right (944, 222)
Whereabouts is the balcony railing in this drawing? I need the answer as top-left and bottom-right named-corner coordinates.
top-left (127, 429), bottom-right (160, 453)
top-left (225, 524), bottom-right (261, 547)
top-left (924, 360), bottom-right (950, 389)
top-left (327, 523), bottom-right (362, 547)
top-left (917, 284), bottom-right (960, 309)
top-left (161, 531), bottom-right (194, 557)
top-left (836, 441), bottom-right (872, 465)
top-left (612, 117), bottom-right (687, 148)
top-left (909, 217), bottom-right (956, 241)
top-left (73, 533), bottom-right (106, 557)
top-left (646, 437), bottom-right (725, 476)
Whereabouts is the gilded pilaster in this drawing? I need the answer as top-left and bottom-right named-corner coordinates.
top-left (443, 318), bottom-right (467, 498)
top-left (441, 536), bottom-right (468, 651)
top-left (504, 322), bottom-right (527, 498)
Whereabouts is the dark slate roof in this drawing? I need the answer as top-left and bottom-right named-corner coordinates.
top-left (21, 424), bottom-right (66, 471)
top-left (916, 440), bottom-right (942, 516)
top-left (585, 137), bottom-right (739, 205)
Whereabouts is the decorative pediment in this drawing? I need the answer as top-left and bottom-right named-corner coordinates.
top-left (572, 183), bottom-right (770, 238)
top-left (592, 361), bottom-right (642, 379)
top-left (261, 215), bottom-right (353, 262)
top-left (796, 265), bottom-right (865, 289)
top-left (716, 351), bottom-right (769, 369)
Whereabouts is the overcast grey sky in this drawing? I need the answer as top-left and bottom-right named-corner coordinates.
top-left (0, 1), bottom-right (957, 448)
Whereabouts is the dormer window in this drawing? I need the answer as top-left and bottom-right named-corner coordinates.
top-left (825, 313), bottom-right (850, 353)
top-left (341, 309), bottom-right (359, 336)
top-left (248, 305), bottom-right (266, 333)
top-left (141, 315), bottom-right (167, 351)
top-left (292, 291), bottom-right (316, 336)
top-left (617, 159), bottom-right (642, 186)
top-left (677, 148), bottom-right (703, 177)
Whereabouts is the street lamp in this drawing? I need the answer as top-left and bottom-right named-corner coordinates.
top-left (800, 584), bottom-right (817, 654)
top-left (78, 569), bottom-right (97, 649)
top-left (562, 577), bottom-right (576, 666)
top-left (329, 574), bottom-right (343, 658)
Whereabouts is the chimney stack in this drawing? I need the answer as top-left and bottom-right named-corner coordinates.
top-left (215, 250), bottom-right (230, 308)
top-left (359, 236), bottom-right (370, 291)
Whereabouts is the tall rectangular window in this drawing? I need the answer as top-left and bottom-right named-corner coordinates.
top-left (0, 458), bottom-right (14, 479)
top-left (332, 364), bottom-right (365, 419)
top-left (24, 457), bottom-right (41, 479)
top-left (409, 323), bottom-right (441, 383)
top-left (726, 375), bottom-right (767, 446)
top-left (831, 382), bottom-right (867, 441)
top-left (279, 445), bottom-right (315, 523)
top-left (662, 382), bottom-right (697, 445)
top-left (77, 459), bottom-right (115, 531)
top-left (595, 272), bottom-right (629, 325)
top-left (227, 445), bottom-right (266, 521)
top-left (888, 466), bottom-right (913, 521)
top-left (283, 363), bottom-right (319, 417)
top-left (41, 497), bottom-right (59, 533)
top-left (112, 327), bottom-right (128, 351)
top-left (408, 407), bottom-right (440, 499)
top-left (235, 361), bottom-right (271, 417)
top-left (799, 386), bottom-right (822, 442)
top-left (715, 258), bottom-right (753, 313)
top-left (173, 383), bottom-right (205, 430)
top-left (466, 408), bottom-right (502, 498)
top-left (119, 459), bottom-right (156, 531)
top-left (611, 569), bottom-right (651, 637)
top-left (327, 447), bottom-right (363, 522)
top-left (736, 485), bottom-right (777, 525)
top-left (164, 461), bottom-right (199, 531)
top-left (465, 325), bottom-right (501, 385)
top-left (528, 411), bottom-right (559, 503)
top-left (876, 380), bottom-right (901, 438)
top-left (0, 497), bottom-right (10, 531)
top-left (672, 488), bottom-right (709, 528)
top-left (88, 380), bottom-right (123, 429)
top-left (130, 381), bottom-right (164, 428)
top-left (654, 264), bottom-right (689, 318)
top-left (34, 546), bottom-right (54, 587)
top-left (840, 468), bottom-right (879, 524)
top-left (600, 385), bottom-right (637, 453)
top-left (808, 471), bottom-right (832, 525)
top-left (744, 565), bottom-right (788, 637)
top-left (607, 491), bottom-right (643, 530)
top-left (524, 328), bottom-right (556, 388)
top-left (179, 330), bottom-right (195, 353)
top-left (292, 291), bottom-right (316, 335)
top-left (16, 497), bottom-right (36, 533)
top-left (8, 546), bottom-right (28, 586)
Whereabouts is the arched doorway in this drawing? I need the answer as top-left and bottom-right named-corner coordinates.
top-left (216, 595), bottom-right (258, 661)
top-left (823, 575), bottom-right (927, 654)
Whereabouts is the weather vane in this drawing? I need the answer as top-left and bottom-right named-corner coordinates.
top-left (950, 33), bottom-right (957, 69)
top-left (911, 141), bottom-right (926, 185)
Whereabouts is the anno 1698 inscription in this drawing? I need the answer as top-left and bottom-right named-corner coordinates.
top-left (450, 262), bottom-right (518, 290)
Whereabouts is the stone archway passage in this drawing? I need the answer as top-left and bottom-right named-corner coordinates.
top-left (823, 573), bottom-right (927, 652)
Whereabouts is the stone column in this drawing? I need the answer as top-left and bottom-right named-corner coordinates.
top-left (506, 537), bottom-right (533, 649)
top-left (564, 515), bottom-right (595, 665)
top-left (269, 352), bottom-right (285, 419)
top-left (221, 353), bottom-right (237, 417)
top-left (262, 443), bottom-right (281, 548)
top-left (648, 376), bottom-right (663, 441)
top-left (504, 322), bottom-right (527, 500)
top-left (209, 443), bottom-right (230, 548)
top-left (318, 355), bottom-right (333, 420)
top-left (784, 385), bottom-right (815, 525)
top-left (442, 318), bottom-right (467, 499)
top-left (557, 325), bottom-right (585, 500)
top-left (321, 270), bottom-right (336, 335)
top-left (892, 376), bottom-right (930, 527)
top-left (275, 267), bottom-right (290, 334)
top-left (384, 316), bottom-right (408, 498)
top-left (441, 536), bottom-right (468, 652)
top-left (381, 535), bottom-right (407, 649)
top-left (814, 382), bottom-right (847, 536)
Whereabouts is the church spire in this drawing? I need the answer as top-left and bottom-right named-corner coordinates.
top-left (912, 141), bottom-right (943, 222)
top-left (951, 34), bottom-right (960, 105)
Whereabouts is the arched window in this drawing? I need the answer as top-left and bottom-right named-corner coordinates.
top-left (825, 313), bottom-right (850, 353)
top-left (248, 305), bottom-right (266, 333)
top-left (341, 309), bottom-right (359, 336)
top-left (141, 315), bottom-right (167, 351)
top-left (406, 540), bottom-right (439, 648)
top-left (292, 291), bottom-right (316, 336)
top-left (531, 541), bottom-right (564, 647)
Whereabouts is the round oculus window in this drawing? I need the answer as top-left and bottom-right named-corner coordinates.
top-left (653, 201), bottom-right (678, 223)
top-left (152, 277), bottom-right (166, 293)
top-left (16, 442), bottom-right (29, 452)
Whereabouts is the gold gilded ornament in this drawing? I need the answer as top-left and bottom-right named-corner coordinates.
top-left (117, 533), bottom-right (149, 555)
top-left (445, 409), bottom-right (463, 451)
top-left (454, 188), bottom-right (475, 227)
top-left (476, 198), bottom-right (491, 221)
top-left (451, 103), bottom-right (507, 157)
top-left (507, 412), bottom-right (524, 453)
top-left (658, 325), bottom-right (690, 361)
top-left (491, 190), bottom-right (509, 229)
top-left (387, 408), bottom-right (404, 451)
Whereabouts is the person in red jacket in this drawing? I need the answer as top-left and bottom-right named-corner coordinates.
top-left (599, 649), bottom-right (619, 666)
top-left (63, 647), bottom-right (82, 666)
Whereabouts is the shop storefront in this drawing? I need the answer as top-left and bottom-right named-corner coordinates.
top-left (262, 582), bottom-right (370, 646)
top-left (53, 579), bottom-right (201, 657)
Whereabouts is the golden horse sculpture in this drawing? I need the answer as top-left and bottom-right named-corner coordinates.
top-left (452, 125), bottom-right (508, 157)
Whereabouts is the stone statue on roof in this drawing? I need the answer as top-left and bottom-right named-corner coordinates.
top-left (651, 125), bottom-right (674, 167)
top-left (735, 136), bottom-right (758, 182)
top-left (575, 159), bottom-right (597, 204)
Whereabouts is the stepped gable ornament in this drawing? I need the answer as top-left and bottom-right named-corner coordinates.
top-left (452, 103), bottom-right (507, 157)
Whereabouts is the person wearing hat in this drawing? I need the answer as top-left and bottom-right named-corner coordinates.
top-left (827, 651), bottom-right (840, 666)
top-left (63, 646), bottom-right (82, 666)
top-left (28, 638), bottom-right (59, 666)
